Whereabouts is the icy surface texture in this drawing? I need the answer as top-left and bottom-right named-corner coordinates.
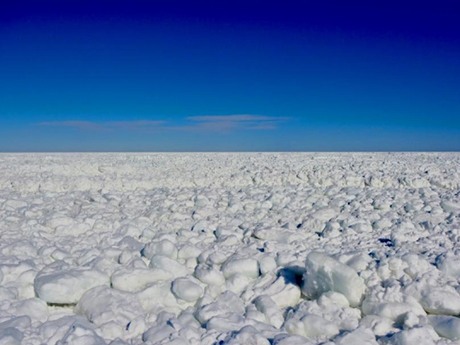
top-left (0, 152), bottom-right (459, 344)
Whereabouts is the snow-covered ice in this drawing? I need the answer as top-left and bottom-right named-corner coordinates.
top-left (0, 152), bottom-right (459, 344)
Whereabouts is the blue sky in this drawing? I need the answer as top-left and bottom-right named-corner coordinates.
top-left (1, 1), bottom-right (459, 151)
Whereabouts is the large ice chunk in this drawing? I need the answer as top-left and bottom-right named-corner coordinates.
top-left (420, 286), bottom-right (460, 315)
top-left (171, 277), bottom-right (203, 302)
top-left (221, 256), bottom-right (260, 280)
top-left (111, 268), bottom-right (172, 292)
top-left (76, 286), bottom-right (146, 340)
top-left (284, 313), bottom-right (340, 340)
top-left (428, 315), bottom-right (460, 341)
top-left (334, 327), bottom-right (379, 345)
top-left (194, 264), bottom-right (225, 286)
top-left (302, 252), bottom-right (365, 307)
top-left (34, 268), bottom-right (109, 304)
top-left (149, 255), bottom-right (188, 278)
top-left (384, 327), bottom-right (439, 345)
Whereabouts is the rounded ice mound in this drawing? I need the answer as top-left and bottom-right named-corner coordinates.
top-left (0, 327), bottom-right (23, 345)
top-left (221, 256), bottom-right (259, 279)
top-left (111, 267), bottom-right (172, 292)
top-left (436, 252), bottom-right (460, 279)
top-left (53, 321), bottom-right (106, 345)
top-left (254, 295), bottom-right (284, 328)
top-left (420, 286), bottom-right (460, 315)
top-left (34, 268), bottom-right (109, 304)
top-left (334, 327), bottom-right (379, 345)
top-left (171, 277), bottom-right (203, 302)
top-left (284, 313), bottom-right (340, 340)
top-left (194, 264), bottom-right (225, 286)
top-left (141, 239), bottom-right (178, 260)
top-left (219, 325), bottom-right (271, 345)
top-left (428, 315), bottom-right (460, 341)
top-left (76, 286), bottom-right (145, 340)
top-left (149, 255), bottom-right (188, 278)
top-left (255, 274), bottom-right (301, 308)
top-left (384, 326), bottom-right (439, 345)
top-left (302, 252), bottom-right (365, 307)
top-left (440, 200), bottom-right (460, 213)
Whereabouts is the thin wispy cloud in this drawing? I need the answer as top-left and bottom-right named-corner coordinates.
top-left (37, 115), bottom-right (288, 133)
top-left (38, 121), bottom-right (102, 130)
top-left (185, 115), bottom-right (289, 132)
top-left (37, 120), bottom-right (166, 131)
top-left (107, 120), bottom-right (166, 129)
top-left (189, 115), bottom-right (283, 122)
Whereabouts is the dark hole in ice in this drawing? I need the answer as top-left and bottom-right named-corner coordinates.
top-left (47, 302), bottom-right (77, 308)
top-left (277, 266), bottom-right (305, 287)
top-left (368, 251), bottom-right (381, 265)
top-left (283, 306), bottom-right (296, 320)
top-left (378, 238), bottom-right (394, 247)
top-left (257, 247), bottom-right (265, 252)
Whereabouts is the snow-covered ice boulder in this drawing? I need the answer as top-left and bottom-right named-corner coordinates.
top-left (142, 322), bottom-right (176, 344)
top-left (206, 312), bottom-right (246, 332)
top-left (302, 252), bottom-right (365, 307)
top-left (194, 264), bottom-right (226, 286)
top-left (359, 315), bottom-right (396, 337)
top-left (9, 298), bottom-right (49, 324)
top-left (283, 292), bottom-right (361, 341)
top-left (38, 315), bottom-right (103, 345)
top-left (440, 200), bottom-right (460, 213)
top-left (0, 317), bottom-right (32, 345)
top-left (53, 321), bottom-right (106, 345)
top-left (253, 274), bottom-right (301, 308)
top-left (285, 313), bottom-right (340, 340)
top-left (34, 268), bottom-right (109, 304)
top-left (111, 267), bottom-right (172, 292)
top-left (218, 325), bottom-right (271, 345)
top-left (254, 295), bottom-right (284, 328)
top-left (76, 285), bottom-right (146, 339)
top-left (258, 255), bottom-right (278, 275)
top-left (436, 252), bottom-right (460, 279)
top-left (334, 327), bottom-right (379, 345)
top-left (171, 277), bottom-right (203, 302)
top-left (253, 228), bottom-right (303, 243)
top-left (149, 255), bottom-right (189, 278)
top-left (137, 281), bottom-right (179, 313)
top-left (420, 286), bottom-right (460, 315)
top-left (221, 256), bottom-right (260, 280)
top-left (362, 301), bottom-right (426, 324)
top-left (428, 315), bottom-right (460, 341)
top-left (195, 291), bottom-right (245, 325)
top-left (226, 273), bottom-right (254, 294)
top-left (141, 239), bottom-right (178, 260)
top-left (384, 326), bottom-right (439, 345)
top-left (0, 327), bottom-right (23, 345)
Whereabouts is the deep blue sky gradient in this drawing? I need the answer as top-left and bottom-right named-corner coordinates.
top-left (1, 1), bottom-right (459, 151)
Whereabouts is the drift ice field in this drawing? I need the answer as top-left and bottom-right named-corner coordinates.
top-left (1, 152), bottom-right (460, 345)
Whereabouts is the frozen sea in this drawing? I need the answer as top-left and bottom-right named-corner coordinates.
top-left (0, 153), bottom-right (459, 344)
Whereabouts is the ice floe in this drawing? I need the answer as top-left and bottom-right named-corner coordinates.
top-left (0, 152), bottom-right (459, 344)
